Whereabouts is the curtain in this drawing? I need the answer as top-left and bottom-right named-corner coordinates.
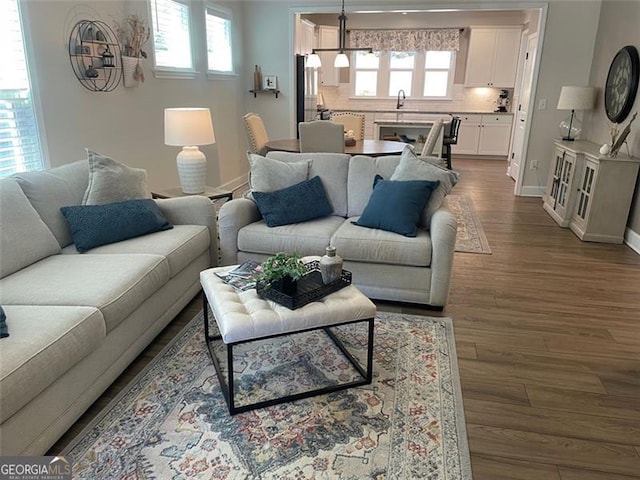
top-left (350, 29), bottom-right (460, 52)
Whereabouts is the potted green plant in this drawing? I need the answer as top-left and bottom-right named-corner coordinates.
top-left (258, 252), bottom-right (306, 294)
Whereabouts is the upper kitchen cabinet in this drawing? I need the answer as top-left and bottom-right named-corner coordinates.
top-left (318, 26), bottom-right (340, 86)
top-left (296, 18), bottom-right (315, 55)
top-left (465, 27), bottom-right (521, 88)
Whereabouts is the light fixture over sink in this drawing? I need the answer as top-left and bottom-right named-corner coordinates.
top-left (308, 0), bottom-right (373, 69)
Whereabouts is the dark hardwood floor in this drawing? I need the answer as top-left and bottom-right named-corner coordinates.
top-left (50, 158), bottom-right (640, 479)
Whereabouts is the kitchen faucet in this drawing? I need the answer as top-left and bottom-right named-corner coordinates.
top-left (396, 89), bottom-right (406, 109)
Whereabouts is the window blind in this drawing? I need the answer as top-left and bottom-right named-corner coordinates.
top-left (151, 0), bottom-right (193, 70)
top-left (0, 0), bottom-right (44, 178)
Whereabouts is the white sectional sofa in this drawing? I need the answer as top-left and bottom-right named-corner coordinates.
top-left (0, 159), bottom-right (217, 455)
top-left (218, 150), bottom-right (458, 308)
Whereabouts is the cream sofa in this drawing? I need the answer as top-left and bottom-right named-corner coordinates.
top-left (0, 160), bottom-right (217, 455)
top-left (218, 151), bottom-right (457, 308)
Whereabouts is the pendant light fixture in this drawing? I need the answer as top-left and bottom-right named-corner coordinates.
top-left (308, 0), bottom-right (372, 69)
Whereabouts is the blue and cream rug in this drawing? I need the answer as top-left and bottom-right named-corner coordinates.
top-left (64, 311), bottom-right (472, 479)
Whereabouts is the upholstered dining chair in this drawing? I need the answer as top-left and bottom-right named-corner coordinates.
top-left (243, 112), bottom-right (269, 155)
top-left (330, 112), bottom-right (366, 140)
top-left (420, 117), bottom-right (446, 158)
top-left (298, 120), bottom-right (345, 153)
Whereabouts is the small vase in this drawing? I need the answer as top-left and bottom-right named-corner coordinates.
top-left (122, 56), bottom-right (141, 88)
top-left (320, 246), bottom-right (343, 284)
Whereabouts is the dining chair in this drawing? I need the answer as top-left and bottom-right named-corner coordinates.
top-left (420, 117), bottom-right (446, 158)
top-left (442, 116), bottom-right (461, 169)
top-left (243, 112), bottom-right (269, 155)
top-left (330, 112), bottom-right (366, 140)
top-left (298, 120), bottom-right (345, 153)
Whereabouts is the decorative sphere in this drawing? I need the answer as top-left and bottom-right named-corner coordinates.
top-left (559, 117), bottom-right (582, 139)
top-left (599, 144), bottom-right (611, 155)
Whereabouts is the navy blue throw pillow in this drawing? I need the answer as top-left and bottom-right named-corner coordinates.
top-left (253, 175), bottom-right (333, 227)
top-left (60, 199), bottom-right (173, 252)
top-left (354, 175), bottom-right (440, 237)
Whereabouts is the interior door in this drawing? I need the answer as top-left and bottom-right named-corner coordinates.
top-left (508, 32), bottom-right (537, 183)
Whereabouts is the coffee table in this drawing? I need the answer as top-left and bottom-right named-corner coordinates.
top-left (200, 266), bottom-right (377, 415)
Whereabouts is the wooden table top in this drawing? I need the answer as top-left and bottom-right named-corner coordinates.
top-left (264, 139), bottom-right (407, 157)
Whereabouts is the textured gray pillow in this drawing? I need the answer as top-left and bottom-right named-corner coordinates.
top-left (391, 147), bottom-right (458, 227)
top-left (247, 152), bottom-right (311, 192)
top-left (83, 150), bottom-right (149, 205)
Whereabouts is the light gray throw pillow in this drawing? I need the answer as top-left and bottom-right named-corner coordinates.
top-left (82, 150), bottom-right (149, 205)
top-left (390, 147), bottom-right (458, 227)
top-left (247, 152), bottom-right (311, 193)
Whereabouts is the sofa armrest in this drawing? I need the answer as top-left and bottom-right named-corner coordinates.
top-left (218, 198), bottom-right (261, 266)
top-left (428, 198), bottom-right (457, 307)
top-left (155, 196), bottom-right (218, 267)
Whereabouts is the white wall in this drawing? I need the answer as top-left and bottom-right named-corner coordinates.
top-left (23, 0), bottom-right (248, 191)
top-left (582, 0), bottom-right (640, 237)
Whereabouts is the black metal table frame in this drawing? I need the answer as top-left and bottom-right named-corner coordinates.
top-left (203, 292), bottom-right (374, 415)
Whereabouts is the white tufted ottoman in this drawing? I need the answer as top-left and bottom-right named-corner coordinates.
top-left (200, 266), bottom-right (377, 415)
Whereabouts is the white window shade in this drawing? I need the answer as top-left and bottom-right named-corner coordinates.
top-left (206, 5), bottom-right (233, 73)
top-left (151, 0), bottom-right (193, 70)
top-left (0, 0), bottom-right (44, 177)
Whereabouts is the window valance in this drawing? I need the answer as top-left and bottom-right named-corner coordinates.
top-left (350, 28), bottom-right (460, 52)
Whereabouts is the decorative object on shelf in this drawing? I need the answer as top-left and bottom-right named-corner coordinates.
top-left (599, 143), bottom-right (611, 155)
top-left (262, 75), bottom-right (277, 91)
top-left (556, 85), bottom-right (596, 141)
top-left (308, 0), bottom-right (373, 69)
top-left (604, 45), bottom-right (639, 124)
top-left (495, 89), bottom-right (510, 112)
top-left (610, 111), bottom-right (637, 157)
top-left (114, 14), bottom-right (150, 87)
top-left (319, 246), bottom-right (343, 285)
top-left (68, 19), bottom-right (121, 92)
top-left (164, 108), bottom-right (216, 194)
top-left (257, 252), bottom-right (306, 295)
top-left (253, 65), bottom-right (262, 91)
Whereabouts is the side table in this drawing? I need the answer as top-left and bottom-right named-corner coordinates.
top-left (151, 185), bottom-right (233, 202)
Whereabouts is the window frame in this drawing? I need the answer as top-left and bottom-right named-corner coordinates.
top-left (149, 0), bottom-right (197, 79)
top-left (204, 3), bottom-right (236, 78)
top-left (387, 51), bottom-right (416, 97)
top-left (351, 50), bottom-right (456, 100)
top-left (352, 51), bottom-right (381, 97)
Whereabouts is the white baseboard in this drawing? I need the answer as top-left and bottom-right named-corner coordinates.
top-left (518, 185), bottom-right (546, 197)
top-left (219, 174), bottom-right (248, 193)
top-left (624, 227), bottom-right (640, 255)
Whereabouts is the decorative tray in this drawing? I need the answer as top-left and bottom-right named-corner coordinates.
top-left (256, 260), bottom-right (352, 310)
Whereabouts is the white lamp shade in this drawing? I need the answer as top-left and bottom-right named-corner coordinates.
top-left (557, 86), bottom-right (596, 110)
top-left (334, 53), bottom-right (349, 68)
top-left (307, 53), bottom-right (322, 69)
top-left (164, 108), bottom-right (215, 146)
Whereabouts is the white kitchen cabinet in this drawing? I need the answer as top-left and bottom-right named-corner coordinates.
top-left (296, 19), bottom-right (315, 55)
top-left (452, 114), bottom-right (513, 156)
top-left (543, 140), bottom-right (640, 243)
top-left (318, 26), bottom-right (339, 86)
top-left (465, 27), bottom-right (521, 88)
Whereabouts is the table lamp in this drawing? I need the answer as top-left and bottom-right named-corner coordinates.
top-left (557, 86), bottom-right (596, 141)
top-left (164, 108), bottom-right (215, 194)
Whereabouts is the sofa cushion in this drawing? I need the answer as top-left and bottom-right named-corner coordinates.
top-left (253, 176), bottom-right (333, 227)
top-left (390, 147), bottom-right (458, 227)
top-left (0, 254), bottom-right (169, 333)
top-left (60, 199), bottom-right (173, 253)
top-left (248, 153), bottom-right (310, 193)
top-left (0, 305), bottom-right (105, 423)
top-left (13, 160), bottom-right (89, 247)
top-left (61, 225), bottom-right (209, 278)
top-left (238, 215), bottom-right (345, 257)
top-left (354, 175), bottom-right (439, 237)
top-left (266, 151), bottom-right (351, 217)
top-left (346, 155), bottom-right (401, 217)
top-left (0, 178), bottom-right (61, 279)
top-left (83, 150), bottom-right (150, 205)
top-left (332, 218), bottom-right (432, 267)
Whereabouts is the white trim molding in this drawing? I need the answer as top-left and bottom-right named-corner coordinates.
top-left (624, 227), bottom-right (640, 255)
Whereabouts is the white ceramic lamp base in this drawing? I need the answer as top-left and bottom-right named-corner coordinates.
top-left (176, 146), bottom-right (207, 194)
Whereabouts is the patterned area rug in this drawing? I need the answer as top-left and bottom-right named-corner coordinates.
top-left (446, 195), bottom-right (491, 254)
top-left (64, 311), bottom-right (471, 479)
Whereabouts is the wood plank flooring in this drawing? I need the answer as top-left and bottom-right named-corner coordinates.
top-left (49, 158), bottom-right (640, 479)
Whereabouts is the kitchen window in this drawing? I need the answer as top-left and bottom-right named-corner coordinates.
top-left (150, 0), bottom-right (195, 76)
top-left (352, 50), bottom-right (455, 99)
top-left (205, 4), bottom-right (234, 75)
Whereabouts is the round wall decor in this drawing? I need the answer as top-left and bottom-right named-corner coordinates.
top-left (604, 45), bottom-right (639, 123)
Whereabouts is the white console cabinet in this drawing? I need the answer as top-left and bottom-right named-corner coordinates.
top-left (543, 140), bottom-right (640, 243)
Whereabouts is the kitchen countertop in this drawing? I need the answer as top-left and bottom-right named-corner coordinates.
top-left (331, 109), bottom-right (514, 115)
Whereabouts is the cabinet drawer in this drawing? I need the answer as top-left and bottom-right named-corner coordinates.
top-left (456, 114), bottom-right (482, 123)
top-left (481, 114), bottom-right (513, 124)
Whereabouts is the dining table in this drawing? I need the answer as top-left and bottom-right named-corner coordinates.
top-left (264, 138), bottom-right (408, 157)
